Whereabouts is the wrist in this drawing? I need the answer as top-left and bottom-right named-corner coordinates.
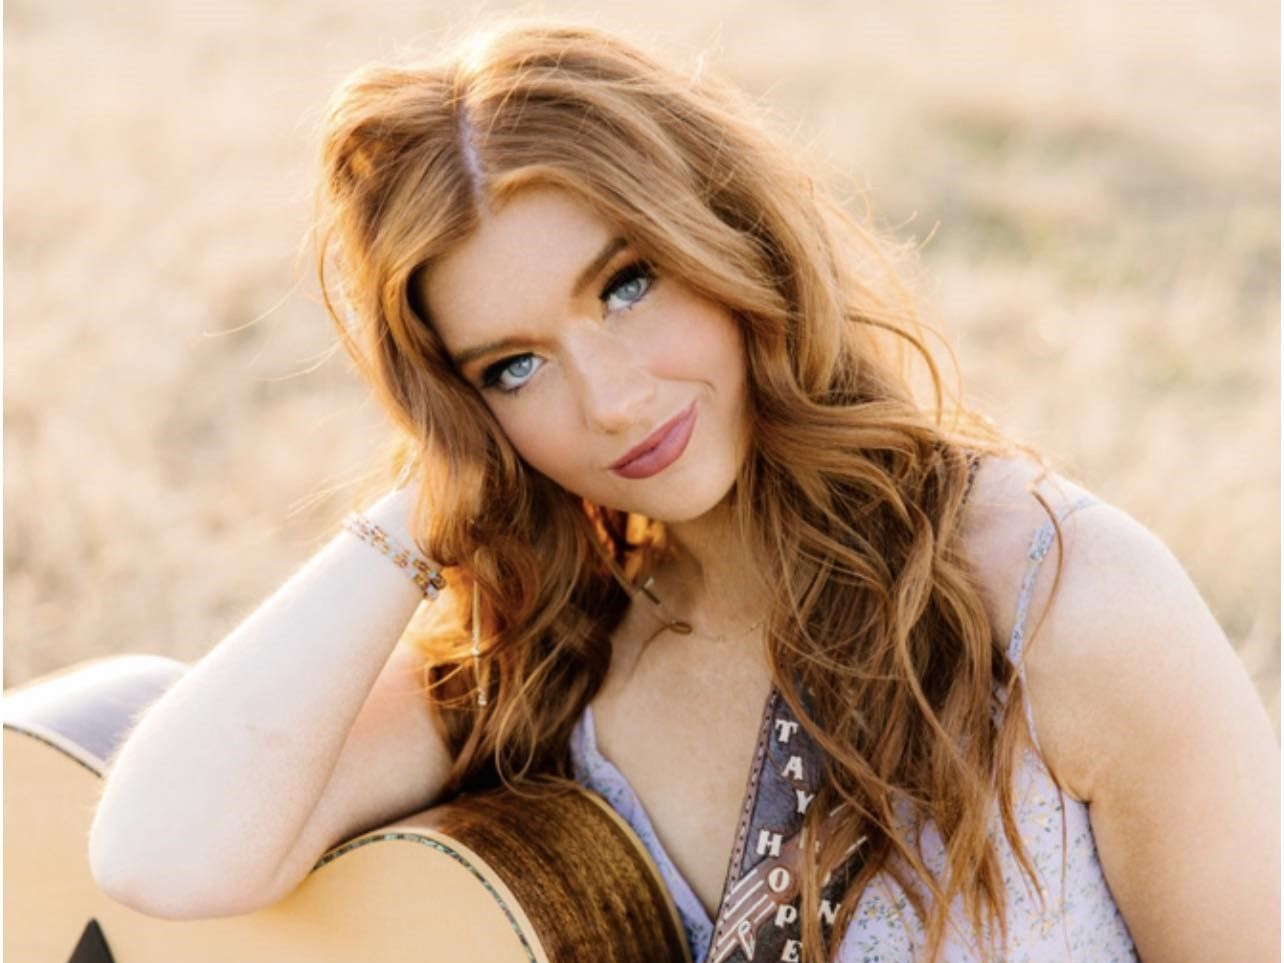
top-left (345, 482), bottom-right (445, 599)
top-left (364, 483), bottom-right (420, 543)
top-left (342, 510), bottom-right (444, 599)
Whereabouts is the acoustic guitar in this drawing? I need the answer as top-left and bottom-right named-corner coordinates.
top-left (3, 656), bottom-right (692, 963)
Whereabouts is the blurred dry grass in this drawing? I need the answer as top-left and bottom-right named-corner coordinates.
top-left (5, 0), bottom-right (1278, 728)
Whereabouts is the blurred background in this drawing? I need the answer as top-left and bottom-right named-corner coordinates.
top-left (5, 0), bottom-right (1278, 727)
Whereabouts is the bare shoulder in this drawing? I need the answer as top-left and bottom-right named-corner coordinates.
top-left (960, 453), bottom-right (1279, 958)
top-left (957, 453), bottom-right (1095, 660)
top-left (959, 453), bottom-right (1271, 798)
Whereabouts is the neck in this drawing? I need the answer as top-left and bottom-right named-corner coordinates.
top-left (642, 500), bottom-right (768, 637)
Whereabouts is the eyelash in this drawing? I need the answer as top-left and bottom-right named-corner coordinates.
top-left (600, 260), bottom-right (655, 313)
top-left (480, 259), bottom-right (656, 396)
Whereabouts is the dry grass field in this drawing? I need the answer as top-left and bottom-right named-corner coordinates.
top-left (5, 0), bottom-right (1278, 729)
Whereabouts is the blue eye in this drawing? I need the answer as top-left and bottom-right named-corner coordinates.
top-left (482, 353), bottom-right (542, 394)
top-left (601, 262), bottom-right (654, 313)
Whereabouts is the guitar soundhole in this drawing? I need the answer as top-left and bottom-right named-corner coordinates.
top-left (68, 919), bottom-right (116, 963)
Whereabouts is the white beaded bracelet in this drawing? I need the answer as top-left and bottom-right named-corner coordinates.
top-left (342, 512), bottom-right (446, 599)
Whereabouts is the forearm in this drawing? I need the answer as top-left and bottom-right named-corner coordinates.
top-left (89, 486), bottom-right (433, 911)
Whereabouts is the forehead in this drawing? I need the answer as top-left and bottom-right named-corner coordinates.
top-left (420, 187), bottom-right (616, 348)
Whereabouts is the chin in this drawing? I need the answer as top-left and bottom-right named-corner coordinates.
top-left (616, 475), bottom-right (738, 525)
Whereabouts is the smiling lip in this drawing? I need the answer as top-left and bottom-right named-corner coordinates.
top-left (609, 403), bottom-right (698, 479)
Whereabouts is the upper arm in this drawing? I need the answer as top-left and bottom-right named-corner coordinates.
top-left (1020, 503), bottom-right (1279, 961)
top-left (262, 642), bottom-right (454, 904)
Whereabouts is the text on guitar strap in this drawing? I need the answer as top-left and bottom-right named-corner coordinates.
top-left (706, 689), bottom-right (865, 963)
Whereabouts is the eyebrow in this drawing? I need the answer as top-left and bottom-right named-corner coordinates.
top-left (572, 236), bottom-right (628, 299)
top-left (451, 235), bottom-right (629, 370)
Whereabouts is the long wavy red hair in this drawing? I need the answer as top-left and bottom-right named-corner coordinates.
top-left (315, 20), bottom-right (1059, 961)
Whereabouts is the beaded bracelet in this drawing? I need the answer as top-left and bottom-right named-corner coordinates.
top-left (342, 512), bottom-right (447, 599)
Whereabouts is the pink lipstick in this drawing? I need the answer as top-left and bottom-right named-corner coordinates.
top-left (609, 403), bottom-right (697, 479)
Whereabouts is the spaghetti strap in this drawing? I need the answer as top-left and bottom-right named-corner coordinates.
top-left (1006, 494), bottom-right (1099, 750)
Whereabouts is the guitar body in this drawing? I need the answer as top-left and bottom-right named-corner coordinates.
top-left (4, 656), bottom-right (691, 963)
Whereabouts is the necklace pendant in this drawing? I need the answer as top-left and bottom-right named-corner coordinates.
top-left (638, 577), bottom-right (663, 606)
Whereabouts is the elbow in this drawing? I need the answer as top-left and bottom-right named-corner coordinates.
top-left (88, 819), bottom-right (285, 920)
top-left (87, 847), bottom-right (193, 920)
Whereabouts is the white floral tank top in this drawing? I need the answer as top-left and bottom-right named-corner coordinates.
top-left (570, 496), bottom-right (1138, 961)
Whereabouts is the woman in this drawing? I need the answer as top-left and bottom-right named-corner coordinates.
top-left (89, 21), bottom-right (1278, 962)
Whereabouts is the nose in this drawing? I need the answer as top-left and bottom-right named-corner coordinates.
top-left (562, 328), bottom-right (655, 434)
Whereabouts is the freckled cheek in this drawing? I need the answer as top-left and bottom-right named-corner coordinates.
top-left (688, 310), bottom-right (750, 435)
top-left (633, 304), bottom-right (745, 381)
top-left (683, 313), bottom-right (747, 395)
top-left (491, 406), bottom-right (589, 483)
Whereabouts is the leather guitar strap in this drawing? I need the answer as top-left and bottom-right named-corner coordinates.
top-left (704, 453), bottom-right (977, 962)
top-left (704, 687), bottom-right (864, 963)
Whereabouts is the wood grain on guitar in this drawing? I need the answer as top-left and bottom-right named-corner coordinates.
top-left (4, 656), bottom-right (693, 963)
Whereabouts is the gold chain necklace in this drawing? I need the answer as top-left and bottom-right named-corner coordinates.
top-left (634, 576), bottom-right (765, 644)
